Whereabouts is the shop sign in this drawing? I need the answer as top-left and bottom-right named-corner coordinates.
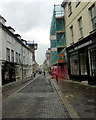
top-left (78, 40), bottom-right (92, 49)
top-left (69, 40), bottom-right (92, 53)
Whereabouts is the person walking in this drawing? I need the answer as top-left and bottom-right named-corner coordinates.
top-left (43, 71), bottom-right (45, 76)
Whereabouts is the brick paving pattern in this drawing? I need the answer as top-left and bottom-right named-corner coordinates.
top-left (2, 75), bottom-right (71, 119)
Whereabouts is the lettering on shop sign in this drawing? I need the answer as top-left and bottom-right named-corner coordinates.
top-left (78, 40), bottom-right (92, 49)
top-left (69, 40), bottom-right (92, 53)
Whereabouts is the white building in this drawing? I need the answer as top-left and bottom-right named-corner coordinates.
top-left (0, 15), bottom-right (34, 86)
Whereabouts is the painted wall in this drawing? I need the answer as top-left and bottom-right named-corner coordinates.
top-left (0, 19), bottom-right (34, 85)
top-left (64, 2), bottom-right (95, 47)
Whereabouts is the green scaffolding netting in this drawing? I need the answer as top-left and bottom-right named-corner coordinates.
top-left (50, 5), bottom-right (66, 65)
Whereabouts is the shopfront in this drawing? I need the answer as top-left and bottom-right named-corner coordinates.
top-left (2, 62), bottom-right (16, 85)
top-left (67, 32), bottom-right (96, 84)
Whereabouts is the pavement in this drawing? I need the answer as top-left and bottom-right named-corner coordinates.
top-left (49, 76), bottom-right (96, 119)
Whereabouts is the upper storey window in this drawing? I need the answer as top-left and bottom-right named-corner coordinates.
top-left (6, 48), bottom-right (10, 61)
top-left (76, 0), bottom-right (81, 7)
top-left (78, 17), bottom-right (83, 38)
top-left (90, 4), bottom-right (96, 30)
top-left (68, 2), bottom-right (72, 17)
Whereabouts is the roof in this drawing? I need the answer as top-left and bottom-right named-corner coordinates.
top-left (0, 15), bottom-right (7, 22)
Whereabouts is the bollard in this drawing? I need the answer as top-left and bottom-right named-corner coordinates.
top-left (56, 75), bottom-right (58, 82)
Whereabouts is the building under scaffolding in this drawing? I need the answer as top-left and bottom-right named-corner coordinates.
top-left (50, 5), bottom-right (68, 80)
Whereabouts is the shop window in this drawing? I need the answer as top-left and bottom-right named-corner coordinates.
top-left (90, 4), bottom-right (96, 30)
top-left (70, 54), bottom-right (79, 75)
top-left (6, 48), bottom-right (10, 61)
top-left (89, 48), bottom-right (96, 76)
top-left (15, 66), bottom-right (19, 77)
top-left (79, 50), bottom-right (87, 75)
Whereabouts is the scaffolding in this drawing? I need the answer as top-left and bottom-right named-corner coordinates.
top-left (50, 4), bottom-right (66, 65)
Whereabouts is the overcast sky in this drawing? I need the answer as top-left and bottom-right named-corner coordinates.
top-left (0, 0), bottom-right (63, 65)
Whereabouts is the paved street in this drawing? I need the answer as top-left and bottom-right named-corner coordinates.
top-left (2, 75), bottom-right (71, 119)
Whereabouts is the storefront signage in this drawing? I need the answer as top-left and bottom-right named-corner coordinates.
top-left (78, 40), bottom-right (92, 49)
top-left (69, 40), bottom-right (92, 53)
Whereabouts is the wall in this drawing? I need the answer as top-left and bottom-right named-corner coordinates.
top-left (0, 24), bottom-right (33, 85)
top-left (64, 2), bottom-right (94, 47)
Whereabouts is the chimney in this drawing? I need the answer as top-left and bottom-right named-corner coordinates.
top-left (0, 15), bottom-right (6, 25)
top-left (21, 39), bottom-right (27, 45)
top-left (15, 34), bottom-right (21, 40)
top-left (7, 26), bottom-right (15, 33)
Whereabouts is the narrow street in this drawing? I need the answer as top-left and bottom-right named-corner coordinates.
top-left (2, 75), bottom-right (71, 119)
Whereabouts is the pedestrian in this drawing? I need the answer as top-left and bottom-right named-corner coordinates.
top-left (33, 72), bottom-right (36, 77)
top-left (43, 71), bottom-right (45, 76)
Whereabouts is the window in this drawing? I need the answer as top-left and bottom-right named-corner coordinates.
top-left (78, 17), bottom-right (83, 38)
top-left (89, 48), bottom-right (96, 76)
top-left (6, 48), bottom-right (10, 61)
top-left (68, 2), bottom-right (72, 16)
top-left (70, 25), bottom-right (74, 44)
top-left (19, 54), bottom-right (21, 63)
top-left (79, 49), bottom-right (87, 75)
top-left (23, 56), bottom-right (25, 64)
top-left (70, 54), bottom-right (79, 75)
top-left (76, 0), bottom-right (81, 7)
top-left (11, 50), bottom-right (14, 62)
top-left (90, 4), bottom-right (96, 30)
top-left (16, 52), bottom-right (18, 63)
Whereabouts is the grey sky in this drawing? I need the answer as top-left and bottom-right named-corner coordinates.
top-left (0, 0), bottom-right (63, 65)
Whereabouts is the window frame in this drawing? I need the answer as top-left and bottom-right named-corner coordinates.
top-left (76, 0), bottom-right (81, 7)
top-left (70, 25), bottom-right (74, 44)
top-left (68, 2), bottom-right (72, 17)
top-left (6, 48), bottom-right (10, 61)
top-left (19, 54), bottom-right (21, 63)
top-left (11, 50), bottom-right (14, 62)
top-left (16, 52), bottom-right (18, 63)
top-left (78, 17), bottom-right (83, 39)
top-left (89, 4), bottom-right (96, 30)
